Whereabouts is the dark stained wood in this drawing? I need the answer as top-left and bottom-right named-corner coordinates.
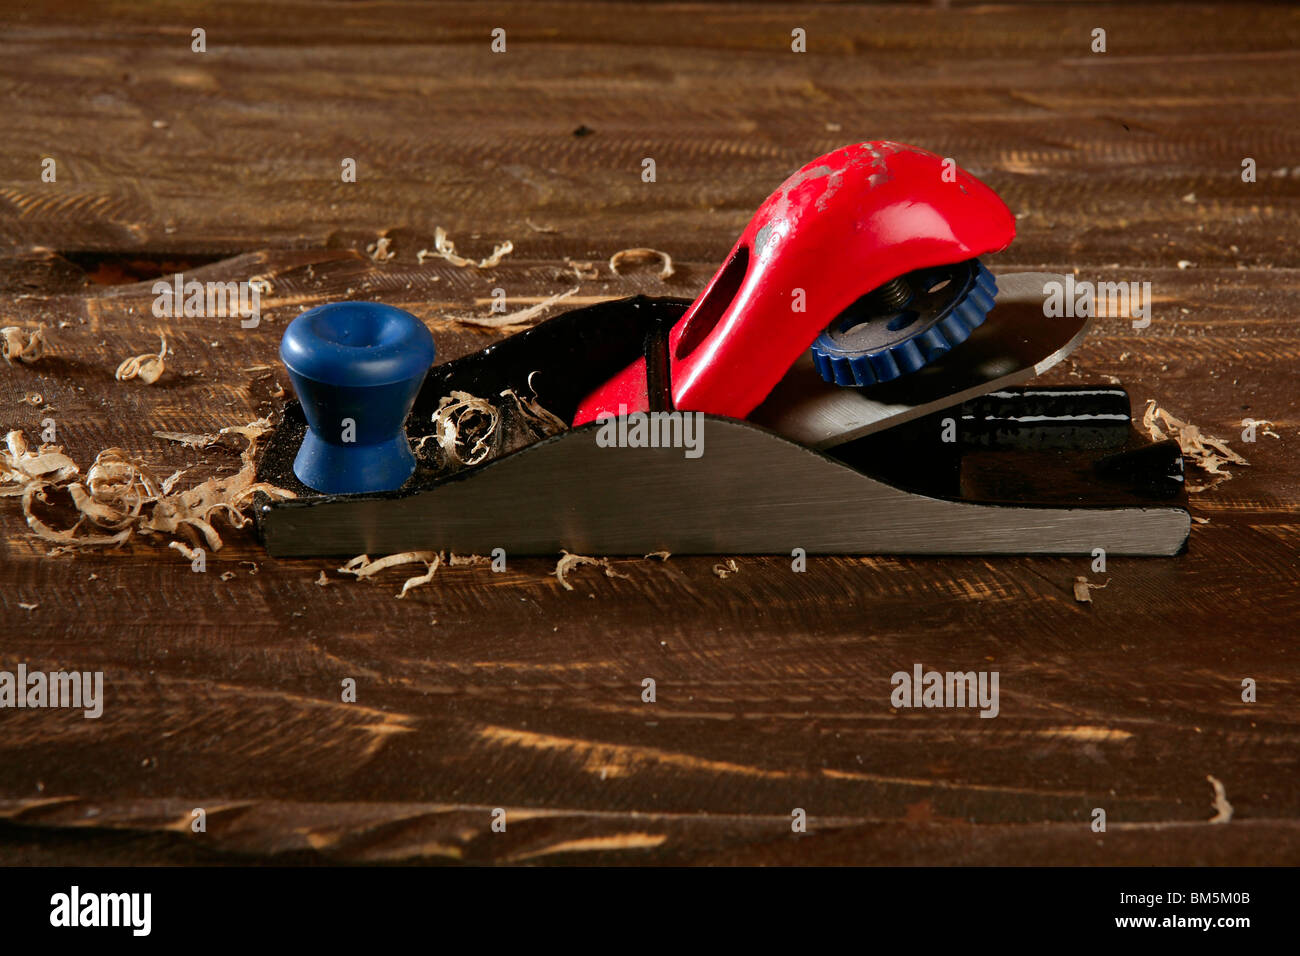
top-left (0, 1), bottom-right (1297, 865)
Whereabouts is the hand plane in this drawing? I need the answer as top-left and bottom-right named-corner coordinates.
top-left (254, 142), bottom-right (1189, 558)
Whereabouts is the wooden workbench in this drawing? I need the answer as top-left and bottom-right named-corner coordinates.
top-left (0, 2), bottom-right (1296, 865)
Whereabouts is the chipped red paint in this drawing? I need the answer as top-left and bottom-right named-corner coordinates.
top-left (572, 141), bottom-right (1016, 425)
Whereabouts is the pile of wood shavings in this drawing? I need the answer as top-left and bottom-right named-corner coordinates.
top-left (1, 420), bottom-right (293, 552)
top-left (417, 227), bottom-right (513, 268)
top-left (1142, 400), bottom-right (1247, 492)
top-left (115, 335), bottom-right (167, 385)
top-left (1, 325), bottom-right (47, 364)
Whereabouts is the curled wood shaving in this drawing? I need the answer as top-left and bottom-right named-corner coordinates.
top-left (1073, 576), bottom-right (1109, 603)
top-left (609, 247), bottom-right (674, 280)
top-left (1143, 400), bottom-right (1247, 492)
top-left (444, 286), bottom-right (579, 330)
top-left (1, 325), bottom-right (47, 364)
top-left (500, 371), bottom-right (568, 438)
top-left (20, 392), bottom-right (44, 406)
top-left (169, 540), bottom-right (202, 561)
top-left (1, 431), bottom-right (78, 495)
top-left (3, 418), bottom-right (292, 551)
top-left (1206, 774), bottom-right (1233, 824)
top-left (645, 550), bottom-right (671, 560)
top-left (115, 335), bottom-right (167, 385)
top-left (366, 236), bottom-right (396, 262)
top-left (418, 227), bottom-right (514, 268)
top-left (554, 549), bottom-right (628, 591)
top-left (396, 552), bottom-right (442, 598)
top-left (430, 391), bottom-right (501, 466)
top-left (565, 258), bottom-right (600, 281)
top-left (713, 559), bottom-right (739, 579)
top-left (338, 550), bottom-right (445, 598)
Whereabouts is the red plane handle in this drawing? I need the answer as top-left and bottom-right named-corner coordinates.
top-left (572, 141), bottom-right (1016, 425)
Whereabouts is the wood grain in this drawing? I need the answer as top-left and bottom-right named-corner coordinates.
top-left (0, 1), bottom-right (1296, 865)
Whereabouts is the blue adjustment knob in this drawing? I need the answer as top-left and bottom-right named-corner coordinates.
top-left (280, 302), bottom-right (436, 495)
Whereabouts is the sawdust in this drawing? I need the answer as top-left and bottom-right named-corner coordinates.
top-left (418, 227), bottom-right (513, 269)
top-left (115, 335), bottom-right (167, 385)
top-left (153, 430), bottom-right (219, 448)
top-left (609, 247), bottom-right (674, 280)
top-left (444, 286), bottom-right (579, 330)
top-left (1, 325), bottom-right (47, 364)
top-left (554, 549), bottom-right (628, 591)
top-left (2, 419), bottom-right (293, 552)
top-left (1206, 774), bottom-right (1233, 824)
top-left (713, 559), bottom-right (739, 579)
top-left (448, 553), bottom-right (490, 566)
top-left (366, 237), bottom-right (396, 262)
top-left (1073, 576), bottom-right (1109, 603)
top-left (1142, 400), bottom-right (1247, 492)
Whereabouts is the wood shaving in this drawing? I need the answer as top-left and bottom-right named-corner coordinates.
top-left (1, 431), bottom-right (78, 495)
top-left (500, 371), bottom-right (568, 438)
top-left (1073, 576), bottom-right (1109, 603)
top-left (644, 550), bottom-right (671, 560)
top-left (220, 571), bottom-right (235, 581)
top-left (1142, 400), bottom-right (1247, 491)
top-left (1, 325), bottom-right (47, 364)
top-left (168, 540), bottom-right (202, 561)
top-left (565, 258), bottom-right (600, 281)
top-left (418, 227), bottom-right (513, 268)
top-left (713, 559), bottom-right (739, 579)
top-left (153, 430), bottom-right (219, 448)
top-left (448, 553), bottom-right (490, 566)
top-left (21, 392), bottom-right (44, 406)
top-left (554, 549), bottom-right (627, 591)
top-left (115, 335), bottom-right (167, 385)
top-left (316, 571), bottom-right (330, 586)
top-left (396, 552), bottom-right (442, 598)
top-left (430, 391), bottom-right (501, 466)
top-left (444, 286), bottom-right (579, 330)
top-left (609, 247), bottom-right (674, 280)
top-left (525, 219), bottom-right (559, 234)
top-left (1206, 774), bottom-right (1233, 824)
top-left (366, 237), bottom-right (396, 262)
top-left (338, 550), bottom-right (445, 598)
top-left (3, 418), bottom-right (293, 552)
top-left (18, 602), bottom-right (37, 611)
top-left (338, 551), bottom-right (438, 579)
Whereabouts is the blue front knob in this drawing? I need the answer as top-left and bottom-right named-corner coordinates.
top-left (280, 302), bottom-right (436, 495)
